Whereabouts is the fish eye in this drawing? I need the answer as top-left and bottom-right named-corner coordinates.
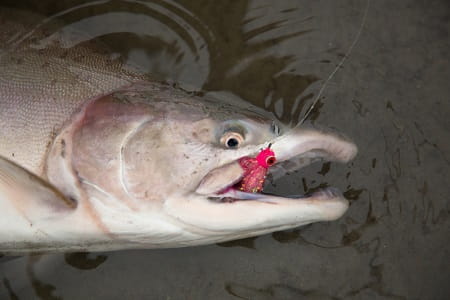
top-left (220, 132), bottom-right (244, 149)
top-left (227, 138), bottom-right (239, 148)
top-left (271, 122), bottom-right (281, 136)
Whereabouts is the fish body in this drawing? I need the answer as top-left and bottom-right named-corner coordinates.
top-left (0, 9), bottom-right (357, 253)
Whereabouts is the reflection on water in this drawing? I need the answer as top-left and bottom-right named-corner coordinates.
top-left (1, 0), bottom-right (449, 299)
top-left (2, 0), bottom-right (335, 122)
top-left (26, 256), bottom-right (60, 300)
top-left (63, 253), bottom-right (108, 270)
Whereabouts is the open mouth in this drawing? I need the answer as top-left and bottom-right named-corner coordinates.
top-left (197, 129), bottom-right (358, 204)
top-left (165, 129), bottom-right (357, 234)
top-left (208, 160), bottom-right (344, 204)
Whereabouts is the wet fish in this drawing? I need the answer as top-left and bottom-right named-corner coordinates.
top-left (0, 9), bottom-right (357, 253)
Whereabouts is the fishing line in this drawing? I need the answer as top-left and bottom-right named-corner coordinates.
top-left (298, 0), bottom-right (370, 125)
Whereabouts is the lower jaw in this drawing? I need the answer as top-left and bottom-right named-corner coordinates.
top-left (208, 187), bottom-right (343, 203)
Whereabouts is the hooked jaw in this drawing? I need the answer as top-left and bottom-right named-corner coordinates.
top-left (182, 128), bottom-right (357, 234)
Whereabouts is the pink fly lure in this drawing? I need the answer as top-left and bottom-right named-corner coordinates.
top-left (234, 145), bottom-right (276, 193)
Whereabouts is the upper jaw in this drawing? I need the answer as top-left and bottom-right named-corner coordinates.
top-left (269, 128), bottom-right (357, 163)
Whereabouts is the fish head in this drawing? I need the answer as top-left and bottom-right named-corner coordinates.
top-left (49, 83), bottom-right (357, 247)
top-left (160, 123), bottom-right (357, 245)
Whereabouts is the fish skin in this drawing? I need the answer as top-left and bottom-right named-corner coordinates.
top-left (0, 9), bottom-right (357, 253)
top-left (0, 9), bottom-right (143, 176)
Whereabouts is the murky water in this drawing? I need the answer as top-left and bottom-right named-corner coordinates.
top-left (1, 0), bottom-right (449, 299)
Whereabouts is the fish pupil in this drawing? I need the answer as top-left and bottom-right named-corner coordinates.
top-left (227, 138), bottom-right (239, 148)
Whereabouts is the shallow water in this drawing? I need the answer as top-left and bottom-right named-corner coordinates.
top-left (1, 0), bottom-right (449, 299)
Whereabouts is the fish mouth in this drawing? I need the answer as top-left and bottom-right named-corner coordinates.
top-left (197, 128), bottom-right (357, 207)
top-left (164, 128), bottom-right (357, 237)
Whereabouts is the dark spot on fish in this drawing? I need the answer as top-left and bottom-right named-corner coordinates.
top-left (217, 237), bottom-right (258, 249)
top-left (320, 59), bottom-right (331, 63)
top-left (372, 158), bottom-right (377, 168)
top-left (59, 51), bottom-right (68, 59)
top-left (68, 196), bottom-right (77, 206)
top-left (74, 54), bottom-right (86, 62)
top-left (214, 197), bottom-right (240, 203)
top-left (73, 74), bottom-right (81, 82)
top-left (64, 252), bottom-right (108, 270)
top-left (41, 61), bottom-right (50, 68)
top-left (200, 128), bottom-right (210, 135)
top-left (11, 153), bottom-right (14, 157)
top-left (50, 79), bottom-right (57, 86)
top-left (204, 158), bottom-right (209, 161)
top-left (184, 154), bottom-right (190, 159)
top-left (60, 139), bottom-right (66, 158)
